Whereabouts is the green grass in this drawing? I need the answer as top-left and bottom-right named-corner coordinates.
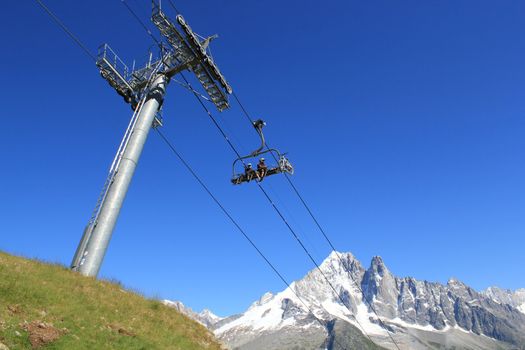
top-left (0, 252), bottom-right (223, 349)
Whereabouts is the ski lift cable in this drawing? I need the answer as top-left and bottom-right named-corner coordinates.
top-left (121, 7), bottom-right (347, 318)
top-left (121, 0), bottom-right (163, 48)
top-left (154, 128), bottom-right (351, 350)
top-left (32, 0), bottom-right (337, 338)
top-left (263, 181), bottom-right (324, 260)
top-left (230, 92), bottom-right (404, 350)
top-left (172, 78), bottom-right (211, 101)
top-left (166, 0), bottom-right (182, 15)
top-left (34, 0), bottom-right (96, 62)
top-left (232, 89), bottom-right (359, 253)
top-left (176, 72), bottom-right (375, 344)
top-left (34, 0), bottom-right (377, 346)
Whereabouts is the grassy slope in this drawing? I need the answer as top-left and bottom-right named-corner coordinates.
top-left (0, 252), bottom-right (222, 350)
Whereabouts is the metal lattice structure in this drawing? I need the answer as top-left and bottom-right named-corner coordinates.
top-left (96, 44), bottom-right (133, 99)
top-left (95, 3), bottom-right (232, 112)
top-left (152, 4), bottom-right (232, 110)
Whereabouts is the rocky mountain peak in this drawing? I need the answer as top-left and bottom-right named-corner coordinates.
top-left (482, 286), bottom-right (525, 314)
top-left (313, 251), bottom-right (365, 287)
top-left (447, 277), bottom-right (465, 287)
top-left (200, 309), bottom-right (222, 322)
top-left (163, 300), bottom-right (223, 329)
top-left (171, 252), bottom-right (525, 350)
top-left (251, 291), bottom-right (274, 308)
top-left (320, 251), bottom-right (362, 271)
top-left (368, 256), bottom-right (390, 277)
top-left (361, 256), bottom-right (398, 318)
top-left (370, 255), bottom-right (385, 266)
top-left (446, 277), bottom-right (478, 301)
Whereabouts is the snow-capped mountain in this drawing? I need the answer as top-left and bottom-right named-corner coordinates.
top-left (170, 251), bottom-right (525, 350)
top-left (482, 286), bottom-right (525, 314)
top-left (162, 300), bottom-right (223, 328)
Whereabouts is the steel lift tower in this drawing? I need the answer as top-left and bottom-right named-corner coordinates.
top-left (71, 2), bottom-right (232, 277)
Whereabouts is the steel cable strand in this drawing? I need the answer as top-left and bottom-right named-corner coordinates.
top-left (231, 90), bottom-right (403, 350)
top-left (124, 2), bottom-right (382, 346)
top-left (34, 0), bottom-right (389, 345)
top-left (34, 0), bottom-right (96, 61)
top-left (176, 74), bottom-right (376, 345)
top-left (122, 0), bottom-right (163, 47)
top-left (33, 3), bottom-right (346, 346)
top-left (122, 2), bottom-right (352, 345)
top-left (35, 2), bottom-right (344, 346)
top-left (155, 128), bottom-right (350, 350)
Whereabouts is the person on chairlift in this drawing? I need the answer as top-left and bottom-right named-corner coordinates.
top-left (245, 163), bottom-right (257, 182)
top-left (257, 158), bottom-right (268, 180)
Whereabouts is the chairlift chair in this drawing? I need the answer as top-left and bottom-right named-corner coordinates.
top-left (231, 119), bottom-right (294, 185)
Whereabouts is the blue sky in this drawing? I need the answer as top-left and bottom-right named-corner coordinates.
top-left (0, 0), bottom-right (523, 316)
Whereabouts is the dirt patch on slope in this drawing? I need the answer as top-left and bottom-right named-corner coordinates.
top-left (20, 321), bottom-right (62, 348)
top-left (107, 323), bottom-right (136, 337)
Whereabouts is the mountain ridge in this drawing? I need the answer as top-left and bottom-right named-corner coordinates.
top-left (167, 251), bottom-right (525, 350)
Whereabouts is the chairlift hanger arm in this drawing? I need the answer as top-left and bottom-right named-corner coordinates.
top-left (251, 119), bottom-right (267, 156)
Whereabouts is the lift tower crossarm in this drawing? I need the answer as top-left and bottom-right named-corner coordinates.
top-left (152, 4), bottom-right (232, 111)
